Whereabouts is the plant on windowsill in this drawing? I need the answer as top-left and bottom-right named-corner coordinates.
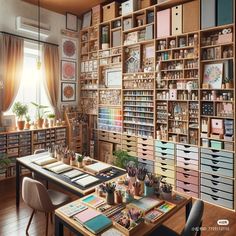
top-left (48, 113), bottom-right (56, 127)
top-left (12, 102), bottom-right (28, 130)
top-left (25, 114), bottom-right (31, 130)
top-left (31, 102), bottom-right (49, 129)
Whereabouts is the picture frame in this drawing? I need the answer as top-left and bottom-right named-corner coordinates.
top-left (66, 12), bottom-right (78, 32)
top-left (203, 63), bottom-right (223, 89)
top-left (61, 82), bottom-right (76, 102)
top-left (1, 115), bottom-right (16, 131)
top-left (82, 11), bottom-right (92, 29)
top-left (105, 68), bottom-right (122, 88)
top-left (61, 60), bottom-right (76, 81)
top-left (62, 37), bottom-right (77, 60)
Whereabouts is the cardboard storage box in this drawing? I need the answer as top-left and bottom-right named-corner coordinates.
top-left (103, 2), bottom-right (119, 22)
top-left (140, 0), bottom-right (155, 9)
top-left (157, 8), bottom-right (171, 38)
top-left (122, 0), bottom-right (138, 15)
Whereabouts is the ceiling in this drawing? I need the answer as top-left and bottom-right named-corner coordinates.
top-left (22, 0), bottom-right (111, 16)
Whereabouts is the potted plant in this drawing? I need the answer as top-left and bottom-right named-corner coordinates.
top-left (12, 102), bottom-right (28, 130)
top-left (76, 154), bottom-right (84, 168)
top-left (31, 102), bottom-right (49, 128)
top-left (25, 114), bottom-right (31, 130)
top-left (48, 113), bottom-right (56, 127)
top-left (0, 154), bottom-right (10, 176)
top-left (161, 182), bottom-right (173, 200)
top-left (224, 77), bottom-right (233, 89)
top-left (113, 150), bottom-right (138, 169)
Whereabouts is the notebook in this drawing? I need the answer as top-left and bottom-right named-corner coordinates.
top-left (82, 195), bottom-right (105, 208)
top-left (85, 162), bottom-right (111, 174)
top-left (50, 163), bottom-right (73, 174)
top-left (73, 208), bottom-right (101, 224)
top-left (44, 161), bottom-right (62, 170)
top-left (129, 197), bottom-right (163, 213)
top-left (33, 156), bottom-right (57, 166)
top-left (58, 203), bottom-right (87, 217)
top-left (63, 169), bottom-right (84, 179)
top-left (83, 214), bottom-right (112, 234)
top-left (75, 175), bottom-right (99, 187)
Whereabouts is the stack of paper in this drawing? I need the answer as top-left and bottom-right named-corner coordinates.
top-left (75, 175), bottom-right (99, 187)
top-left (63, 169), bottom-right (84, 179)
top-left (84, 162), bottom-right (111, 174)
top-left (33, 156), bottom-right (57, 166)
top-left (50, 163), bottom-right (73, 174)
top-left (58, 203), bottom-right (87, 217)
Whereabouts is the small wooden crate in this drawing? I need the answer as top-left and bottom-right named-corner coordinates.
top-left (140, 0), bottom-right (154, 9)
top-left (103, 2), bottom-right (119, 22)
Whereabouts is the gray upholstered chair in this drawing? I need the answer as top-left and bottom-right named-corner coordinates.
top-left (150, 200), bottom-right (204, 236)
top-left (22, 177), bottom-right (70, 235)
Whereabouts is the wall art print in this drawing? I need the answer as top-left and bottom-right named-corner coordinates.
top-left (62, 37), bottom-right (77, 60)
top-left (61, 60), bottom-right (76, 81)
top-left (61, 82), bottom-right (76, 102)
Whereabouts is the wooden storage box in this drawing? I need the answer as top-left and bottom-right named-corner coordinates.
top-left (218, 33), bottom-right (233, 44)
top-left (103, 2), bottom-right (119, 22)
top-left (140, 0), bottom-right (154, 9)
top-left (122, 0), bottom-right (138, 15)
top-left (92, 5), bottom-right (101, 25)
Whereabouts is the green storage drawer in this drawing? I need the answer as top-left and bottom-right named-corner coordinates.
top-left (217, 0), bottom-right (233, 26)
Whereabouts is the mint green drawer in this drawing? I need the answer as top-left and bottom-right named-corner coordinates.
top-left (155, 152), bottom-right (174, 160)
top-left (201, 148), bottom-right (233, 158)
top-left (156, 147), bottom-right (174, 155)
top-left (201, 164), bottom-right (233, 178)
top-left (201, 177), bottom-right (233, 193)
top-left (155, 141), bottom-right (175, 149)
top-left (201, 193), bottom-right (233, 209)
top-left (201, 186), bottom-right (233, 201)
top-left (201, 153), bottom-right (233, 164)
top-left (201, 158), bottom-right (233, 170)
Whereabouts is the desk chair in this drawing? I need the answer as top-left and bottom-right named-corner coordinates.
top-left (150, 200), bottom-right (204, 236)
top-left (22, 177), bottom-right (70, 236)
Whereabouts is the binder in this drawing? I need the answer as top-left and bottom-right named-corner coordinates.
top-left (183, 0), bottom-right (199, 33)
top-left (201, 0), bottom-right (216, 29)
top-left (172, 5), bottom-right (182, 35)
top-left (217, 0), bottom-right (233, 26)
top-left (157, 8), bottom-right (171, 38)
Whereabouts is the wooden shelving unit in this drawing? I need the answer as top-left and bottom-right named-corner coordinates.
top-left (79, 0), bottom-right (236, 210)
top-left (0, 126), bottom-right (67, 180)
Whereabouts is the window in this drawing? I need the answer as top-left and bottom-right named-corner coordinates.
top-left (5, 42), bottom-right (53, 119)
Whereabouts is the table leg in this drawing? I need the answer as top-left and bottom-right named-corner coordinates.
top-left (55, 215), bottom-right (64, 236)
top-left (16, 161), bottom-right (20, 208)
top-left (186, 199), bottom-right (192, 222)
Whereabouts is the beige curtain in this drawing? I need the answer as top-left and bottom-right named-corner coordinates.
top-left (43, 44), bottom-right (60, 117)
top-left (0, 34), bottom-right (24, 115)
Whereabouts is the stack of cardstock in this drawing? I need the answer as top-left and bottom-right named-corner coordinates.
top-left (44, 161), bottom-right (63, 170)
top-left (33, 156), bottom-right (57, 166)
top-left (84, 162), bottom-right (112, 174)
top-left (82, 195), bottom-right (105, 208)
top-left (58, 203), bottom-right (87, 217)
top-left (157, 202), bottom-right (176, 213)
top-left (128, 197), bottom-right (163, 213)
top-left (63, 169), bottom-right (84, 179)
top-left (74, 208), bottom-right (112, 234)
top-left (50, 163), bottom-right (73, 174)
top-left (144, 209), bottom-right (163, 223)
top-left (75, 175), bottom-right (99, 187)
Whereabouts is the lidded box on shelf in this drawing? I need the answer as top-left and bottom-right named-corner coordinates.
top-left (103, 2), bottom-right (119, 22)
top-left (122, 0), bottom-right (138, 15)
top-left (92, 5), bottom-right (101, 25)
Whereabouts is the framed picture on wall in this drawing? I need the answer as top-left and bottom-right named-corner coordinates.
top-left (62, 37), bottom-right (77, 60)
top-left (82, 11), bottom-right (92, 29)
top-left (61, 60), bottom-right (76, 81)
top-left (61, 82), bottom-right (76, 102)
top-left (203, 63), bottom-right (223, 89)
top-left (1, 115), bottom-right (16, 131)
top-left (66, 12), bottom-right (78, 32)
top-left (105, 68), bottom-right (122, 88)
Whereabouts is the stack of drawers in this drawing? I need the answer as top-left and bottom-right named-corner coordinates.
top-left (99, 131), bottom-right (121, 145)
top-left (122, 135), bottom-right (137, 157)
top-left (176, 144), bottom-right (199, 198)
top-left (154, 141), bottom-right (175, 186)
top-left (201, 148), bottom-right (234, 209)
top-left (137, 138), bottom-right (154, 161)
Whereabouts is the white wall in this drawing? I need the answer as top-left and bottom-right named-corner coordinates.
top-left (0, 0), bottom-right (80, 111)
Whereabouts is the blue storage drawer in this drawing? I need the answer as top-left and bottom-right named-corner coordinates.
top-left (201, 193), bottom-right (233, 209)
top-left (201, 153), bottom-right (233, 164)
top-left (201, 173), bottom-right (233, 185)
top-left (201, 158), bottom-right (233, 170)
top-left (201, 164), bottom-right (233, 178)
top-left (156, 147), bottom-right (175, 155)
top-left (201, 185), bottom-right (233, 201)
top-left (201, 148), bottom-right (233, 158)
top-left (155, 152), bottom-right (175, 160)
top-left (155, 140), bottom-right (175, 149)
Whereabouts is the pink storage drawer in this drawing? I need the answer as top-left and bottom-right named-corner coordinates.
top-left (137, 143), bottom-right (154, 151)
top-left (176, 167), bottom-right (198, 177)
top-left (157, 8), bottom-right (171, 38)
top-left (177, 180), bottom-right (198, 193)
top-left (176, 172), bottom-right (199, 185)
top-left (177, 161), bottom-right (198, 171)
top-left (177, 156), bottom-right (198, 166)
top-left (176, 187), bottom-right (198, 198)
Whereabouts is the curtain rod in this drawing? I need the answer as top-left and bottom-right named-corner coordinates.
top-left (0, 31), bottom-right (58, 47)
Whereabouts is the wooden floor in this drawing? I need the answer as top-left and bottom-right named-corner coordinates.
top-left (0, 177), bottom-right (235, 236)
